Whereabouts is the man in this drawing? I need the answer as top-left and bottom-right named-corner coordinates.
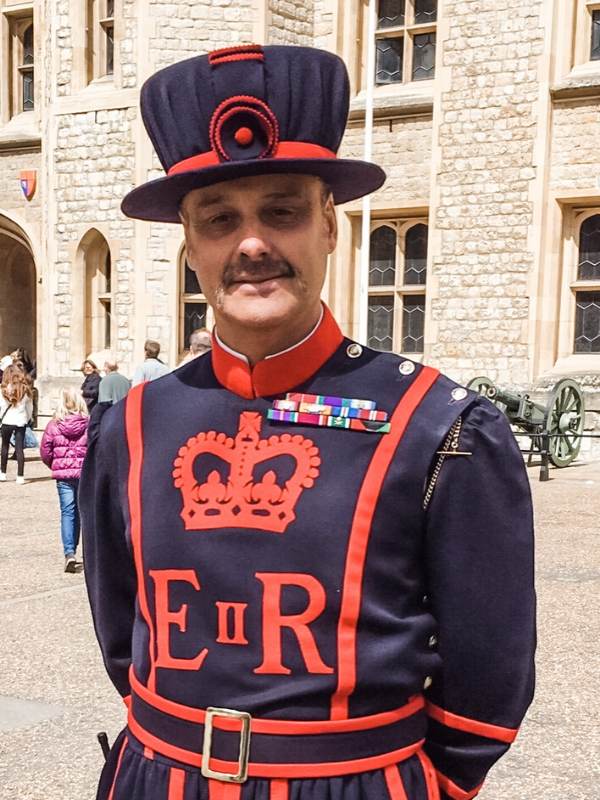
top-left (131, 339), bottom-right (170, 386)
top-left (178, 327), bottom-right (212, 366)
top-left (80, 45), bottom-right (535, 800)
top-left (97, 356), bottom-right (130, 405)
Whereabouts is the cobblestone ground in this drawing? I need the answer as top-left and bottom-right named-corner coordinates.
top-left (0, 451), bottom-right (598, 799)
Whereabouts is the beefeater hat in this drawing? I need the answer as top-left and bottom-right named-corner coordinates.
top-left (121, 44), bottom-right (386, 223)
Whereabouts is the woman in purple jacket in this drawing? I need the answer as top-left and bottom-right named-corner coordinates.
top-left (41, 388), bottom-right (89, 572)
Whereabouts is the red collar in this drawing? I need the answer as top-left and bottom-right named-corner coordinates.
top-left (211, 305), bottom-right (344, 399)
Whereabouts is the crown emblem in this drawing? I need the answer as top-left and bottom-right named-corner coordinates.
top-left (172, 412), bottom-right (321, 534)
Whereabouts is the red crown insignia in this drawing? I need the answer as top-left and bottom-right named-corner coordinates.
top-left (172, 412), bottom-right (321, 534)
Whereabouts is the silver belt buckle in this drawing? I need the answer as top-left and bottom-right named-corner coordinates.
top-left (201, 706), bottom-right (251, 784)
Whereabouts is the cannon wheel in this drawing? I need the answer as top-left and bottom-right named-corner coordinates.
top-left (467, 376), bottom-right (495, 397)
top-left (545, 378), bottom-right (585, 467)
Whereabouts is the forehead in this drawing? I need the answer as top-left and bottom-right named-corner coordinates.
top-left (182, 174), bottom-right (322, 212)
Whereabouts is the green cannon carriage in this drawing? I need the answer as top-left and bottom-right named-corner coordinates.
top-left (467, 377), bottom-right (585, 480)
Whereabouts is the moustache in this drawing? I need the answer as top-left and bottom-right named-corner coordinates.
top-left (222, 258), bottom-right (295, 288)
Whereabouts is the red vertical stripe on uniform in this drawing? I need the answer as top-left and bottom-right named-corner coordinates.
top-left (330, 367), bottom-right (440, 719)
top-left (167, 767), bottom-right (186, 800)
top-left (384, 764), bottom-right (409, 800)
top-left (208, 781), bottom-right (242, 800)
top-left (125, 383), bottom-right (157, 691)
top-left (107, 736), bottom-right (128, 800)
top-left (270, 779), bottom-right (289, 800)
top-left (143, 746), bottom-right (155, 759)
top-left (417, 751), bottom-right (441, 800)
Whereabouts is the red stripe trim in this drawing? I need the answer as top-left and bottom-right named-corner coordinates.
top-left (143, 746), bottom-right (154, 759)
top-left (130, 666), bottom-right (423, 734)
top-left (384, 764), bottom-right (409, 800)
top-left (211, 52), bottom-right (265, 64)
top-left (167, 141), bottom-right (337, 176)
top-left (270, 779), bottom-right (289, 800)
top-left (435, 771), bottom-right (483, 800)
top-left (167, 767), bottom-right (186, 800)
top-left (127, 710), bottom-right (423, 777)
top-left (125, 384), bottom-right (157, 691)
top-left (208, 44), bottom-right (263, 64)
top-left (417, 751), bottom-right (440, 800)
top-left (208, 781), bottom-right (242, 800)
top-left (107, 736), bottom-right (128, 800)
top-left (426, 702), bottom-right (518, 744)
top-left (330, 367), bottom-right (440, 719)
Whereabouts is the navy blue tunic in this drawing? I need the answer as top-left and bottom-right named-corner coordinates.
top-left (80, 311), bottom-right (535, 800)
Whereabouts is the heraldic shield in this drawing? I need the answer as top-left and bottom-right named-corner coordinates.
top-left (172, 412), bottom-right (321, 533)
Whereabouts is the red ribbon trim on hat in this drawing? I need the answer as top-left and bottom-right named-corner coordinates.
top-left (167, 142), bottom-right (337, 176)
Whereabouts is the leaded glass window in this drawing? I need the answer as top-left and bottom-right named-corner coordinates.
top-left (369, 226), bottom-right (396, 286)
top-left (414, 0), bottom-right (437, 24)
top-left (180, 253), bottom-right (210, 355)
top-left (402, 295), bottom-right (425, 352)
top-left (368, 296), bottom-right (395, 351)
top-left (367, 221), bottom-right (428, 354)
top-left (376, 38), bottom-right (403, 84)
top-left (378, 0), bottom-right (405, 28)
top-left (592, 10), bottom-right (600, 61)
top-left (412, 33), bottom-right (436, 81)
top-left (17, 23), bottom-right (34, 112)
top-left (404, 224), bottom-right (428, 284)
top-left (374, 0), bottom-right (437, 85)
top-left (578, 214), bottom-right (600, 280)
top-left (574, 292), bottom-right (600, 353)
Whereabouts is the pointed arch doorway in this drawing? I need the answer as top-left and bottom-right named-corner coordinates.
top-left (0, 214), bottom-right (36, 362)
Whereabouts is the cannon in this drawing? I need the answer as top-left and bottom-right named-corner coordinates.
top-left (467, 377), bottom-right (585, 479)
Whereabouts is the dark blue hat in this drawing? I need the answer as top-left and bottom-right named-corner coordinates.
top-left (121, 44), bottom-right (386, 223)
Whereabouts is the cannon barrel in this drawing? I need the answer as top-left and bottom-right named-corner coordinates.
top-left (486, 385), bottom-right (523, 413)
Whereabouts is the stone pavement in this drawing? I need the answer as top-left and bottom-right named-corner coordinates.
top-left (0, 451), bottom-right (598, 800)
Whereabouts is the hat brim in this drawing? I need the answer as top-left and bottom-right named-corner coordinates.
top-left (120, 158), bottom-right (386, 223)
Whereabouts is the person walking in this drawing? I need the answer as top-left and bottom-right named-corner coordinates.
top-left (80, 359), bottom-right (101, 411)
top-left (98, 356), bottom-right (131, 405)
top-left (0, 365), bottom-right (33, 484)
top-left (40, 388), bottom-right (89, 573)
top-left (131, 339), bottom-right (169, 385)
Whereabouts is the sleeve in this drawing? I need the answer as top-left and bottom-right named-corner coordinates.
top-left (79, 401), bottom-right (137, 698)
top-left (25, 396), bottom-right (33, 422)
top-left (423, 398), bottom-right (536, 800)
top-left (131, 366), bottom-right (143, 387)
top-left (97, 378), bottom-right (111, 404)
top-left (39, 424), bottom-right (54, 467)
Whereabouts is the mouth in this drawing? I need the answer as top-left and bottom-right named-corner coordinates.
top-left (230, 272), bottom-right (290, 286)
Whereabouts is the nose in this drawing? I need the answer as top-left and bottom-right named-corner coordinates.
top-left (237, 234), bottom-right (271, 262)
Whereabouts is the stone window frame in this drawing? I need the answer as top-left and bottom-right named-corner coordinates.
top-left (86, 0), bottom-right (116, 84)
top-left (366, 217), bottom-right (428, 354)
top-left (178, 247), bottom-right (213, 359)
top-left (572, 0), bottom-right (600, 72)
top-left (2, 9), bottom-right (34, 119)
top-left (558, 208), bottom-right (600, 362)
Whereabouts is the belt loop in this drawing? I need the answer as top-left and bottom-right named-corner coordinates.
top-left (208, 781), bottom-right (242, 800)
top-left (270, 779), bottom-right (289, 800)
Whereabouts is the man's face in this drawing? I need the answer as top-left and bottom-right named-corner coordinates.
top-left (180, 174), bottom-right (337, 336)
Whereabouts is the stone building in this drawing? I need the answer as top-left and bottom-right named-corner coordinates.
top-left (1, 0), bottom-right (599, 453)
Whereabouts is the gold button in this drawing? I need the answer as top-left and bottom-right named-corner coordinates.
top-left (428, 635), bottom-right (438, 648)
top-left (451, 387), bottom-right (468, 401)
top-left (423, 676), bottom-right (433, 689)
top-left (346, 343), bottom-right (363, 359)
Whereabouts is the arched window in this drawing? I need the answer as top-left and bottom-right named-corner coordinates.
top-left (79, 230), bottom-right (113, 354)
top-left (367, 220), bottom-right (428, 354)
top-left (574, 214), bottom-right (600, 353)
top-left (179, 251), bottom-right (209, 356)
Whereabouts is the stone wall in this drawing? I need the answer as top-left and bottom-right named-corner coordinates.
top-left (0, 152), bottom-right (42, 218)
top-left (341, 115), bottom-right (433, 205)
top-left (52, 108), bottom-right (136, 371)
top-left (431, 0), bottom-right (545, 386)
top-left (550, 99), bottom-right (600, 191)
top-left (268, 0), bottom-right (314, 45)
top-left (148, 0), bottom-right (256, 70)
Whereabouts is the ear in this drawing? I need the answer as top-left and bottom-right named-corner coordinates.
top-left (323, 193), bottom-right (337, 254)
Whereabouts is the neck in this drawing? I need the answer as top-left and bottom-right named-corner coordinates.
top-left (215, 305), bottom-right (322, 366)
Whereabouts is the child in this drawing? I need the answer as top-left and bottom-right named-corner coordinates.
top-left (40, 388), bottom-right (89, 572)
top-left (0, 365), bottom-right (34, 484)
